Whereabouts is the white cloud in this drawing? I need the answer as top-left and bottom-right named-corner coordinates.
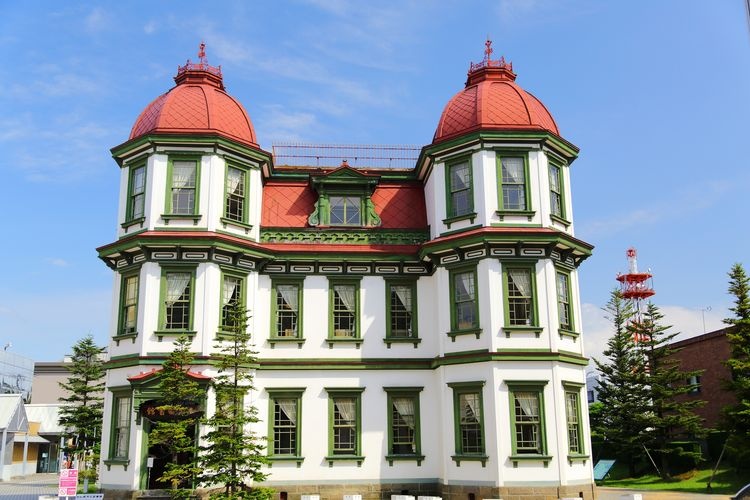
top-left (143, 20), bottom-right (157, 34)
top-left (257, 105), bottom-right (319, 143)
top-left (85, 7), bottom-right (110, 32)
top-left (46, 258), bottom-right (70, 267)
top-left (582, 301), bottom-right (728, 369)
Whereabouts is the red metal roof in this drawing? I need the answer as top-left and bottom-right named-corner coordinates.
top-left (433, 59), bottom-right (559, 144)
top-left (129, 67), bottom-right (258, 148)
top-left (261, 181), bottom-right (428, 229)
top-left (127, 368), bottom-right (211, 382)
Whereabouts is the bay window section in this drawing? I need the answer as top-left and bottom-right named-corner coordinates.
top-left (125, 164), bottom-right (146, 225)
top-left (156, 267), bottom-right (196, 340)
top-left (507, 381), bottom-right (550, 466)
top-left (326, 388), bottom-right (365, 466)
top-left (218, 272), bottom-right (245, 337)
top-left (549, 162), bottom-right (568, 224)
top-left (385, 280), bottom-right (419, 347)
top-left (163, 158), bottom-right (200, 223)
top-left (270, 280), bottom-right (304, 348)
top-left (328, 279), bottom-right (361, 348)
top-left (116, 273), bottom-right (139, 344)
top-left (448, 266), bottom-right (481, 340)
top-left (267, 388), bottom-right (304, 466)
top-left (556, 270), bottom-right (579, 338)
top-left (385, 387), bottom-right (423, 465)
top-left (104, 393), bottom-right (132, 469)
top-left (449, 381), bottom-right (487, 466)
top-left (496, 153), bottom-right (533, 220)
top-left (444, 158), bottom-right (475, 227)
top-left (502, 264), bottom-right (541, 337)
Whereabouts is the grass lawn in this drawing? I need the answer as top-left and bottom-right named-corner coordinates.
top-left (600, 466), bottom-right (750, 495)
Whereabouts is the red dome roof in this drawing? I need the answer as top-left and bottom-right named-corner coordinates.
top-left (433, 53), bottom-right (558, 144)
top-left (129, 58), bottom-right (258, 148)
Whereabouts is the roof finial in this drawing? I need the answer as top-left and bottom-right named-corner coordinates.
top-left (484, 37), bottom-right (493, 63)
top-left (198, 41), bottom-right (207, 64)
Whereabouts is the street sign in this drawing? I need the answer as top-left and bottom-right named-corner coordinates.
top-left (58, 468), bottom-right (78, 497)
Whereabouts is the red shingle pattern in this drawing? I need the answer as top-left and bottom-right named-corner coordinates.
top-left (129, 83), bottom-right (257, 147)
top-left (261, 182), bottom-right (428, 229)
top-left (371, 184), bottom-right (427, 229)
top-left (434, 69), bottom-right (559, 143)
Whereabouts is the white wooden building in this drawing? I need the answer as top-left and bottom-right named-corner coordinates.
top-left (98, 45), bottom-right (595, 499)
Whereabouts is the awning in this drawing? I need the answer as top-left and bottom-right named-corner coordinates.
top-left (13, 434), bottom-right (51, 444)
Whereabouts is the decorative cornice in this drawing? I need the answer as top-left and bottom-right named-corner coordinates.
top-left (260, 228), bottom-right (430, 246)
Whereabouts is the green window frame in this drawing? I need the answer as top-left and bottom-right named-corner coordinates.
top-left (443, 157), bottom-right (476, 226)
top-left (502, 264), bottom-right (541, 336)
top-left (384, 387), bottom-right (424, 465)
top-left (562, 382), bottom-right (588, 463)
top-left (267, 388), bottom-right (305, 466)
top-left (325, 387), bottom-right (365, 466)
top-left (270, 279), bottom-right (304, 348)
top-left (548, 161), bottom-right (567, 223)
top-left (385, 279), bottom-right (420, 347)
top-left (448, 266), bottom-right (481, 340)
top-left (556, 269), bottom-right (579, 338)
top-left (163, 156), bottom-right (201, 220)
top-left (329, 195), bottom-right (362, 226)
top-left (328, 278), bottom-right (361, 347)
top-left (116, 273), bottom-right (139, 342)
top-left (507, 381), bottom-right (551, 466)
top-left (223, 164), bottom-right (249, 224)
top-left (496, 152), bottom-right (534, 219)
top-left (126, 163), bottom-right (146, 223)
top-left (109, 393), bottom-right (131, 462)
top-left (156, 266), bottom-right (197, 340)
top-left (218, 270), bottom-right (246, 335)
top-left (448, 381), bottom-right (487, 466)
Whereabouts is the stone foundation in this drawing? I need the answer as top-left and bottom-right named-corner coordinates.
top-left (103, 481), bottom-right (596, 500)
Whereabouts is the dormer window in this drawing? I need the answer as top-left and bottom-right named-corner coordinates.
top-left (307, 163), bottom-right (381, 228)
top-left (330, 196), bottom-right (361, 226)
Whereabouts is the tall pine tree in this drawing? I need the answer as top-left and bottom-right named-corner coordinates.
top-left (594, 291), bottom-right (651, 476)
top-left (58, 335), bottom-right (105, 481)
top-left (630, 302), bottom-right (705, 478)
top-left (199, 302), bottom-right (269, 499)
top-left (722, 263), bottom-right (750, 468)
top-left (149, 336), bottom-right (205, 498)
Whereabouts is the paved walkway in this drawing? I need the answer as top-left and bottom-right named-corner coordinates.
top-left (0, 473), bottom-right (57, 499)
top-left (597, 487), bottom-right (733, 500)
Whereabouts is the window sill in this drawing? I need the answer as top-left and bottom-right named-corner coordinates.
top-left (447, 328), bottom-right (482, 341)
top-left (384, 337), bottom-right (421, 349)
top-left (220, 217), bottom-right (253, 234)
top-left (496, 210), bottom-right (535, 221)
top-left (121, 217), bottom-right (145, 231)
top-left (509, 454), bottom-right (552, 467)
top-left (154, 330), bottom-right (197, 341)
top-left (325, 455), bottom-right (364, 467)
top-left (558, 328), bottom-right (580, 340)
top-left (386, 454), bottom-right (424, 466)
top-left (267, 456), bottom-right (304, 468)
top-left (550, 214), bottom-right (571, 227)
top-left (451, 454), bottom-right (488, 467)
top-left (104, 459), bottom-right (130, 471)
top-left (503, 325), bottom-right (543, 338)
top-left (442, 212), bottom-right (477, 229)
top-left (161, 214), bottom-right (202, 225)
top-left (567, 454), bottom-right (589, 465)
top-left (113, 332), bottom-right (138, 346)
top-left (269, 337), bottom-right (305, 349)
top-left (327, 337), bottom-right (362, 349)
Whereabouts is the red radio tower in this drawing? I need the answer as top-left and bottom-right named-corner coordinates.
top-left (616, 247), bottom-right (655, 342)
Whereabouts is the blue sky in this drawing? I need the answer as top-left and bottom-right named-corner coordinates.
top-left (0, 1), bottom-right (748, 361)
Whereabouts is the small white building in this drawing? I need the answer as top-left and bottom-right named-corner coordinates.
top-left (98, 45), bottom-right (595, 499)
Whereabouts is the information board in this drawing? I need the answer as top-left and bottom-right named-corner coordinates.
top-left (58, 468), bottom-right (78, 497)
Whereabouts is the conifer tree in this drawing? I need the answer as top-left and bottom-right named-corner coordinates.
top-left (722, 263), bottom-right (750, 468)
top-left (630, 302), bottom-right (705, 478)
top-left (199, 302), bottom-right (269, 499)
top-left (149, 336), bottom-right (205, 498)
top-left (58, 335), bottom-right (106, 481)
top-left (594, 291), bottom-right (651, 476)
